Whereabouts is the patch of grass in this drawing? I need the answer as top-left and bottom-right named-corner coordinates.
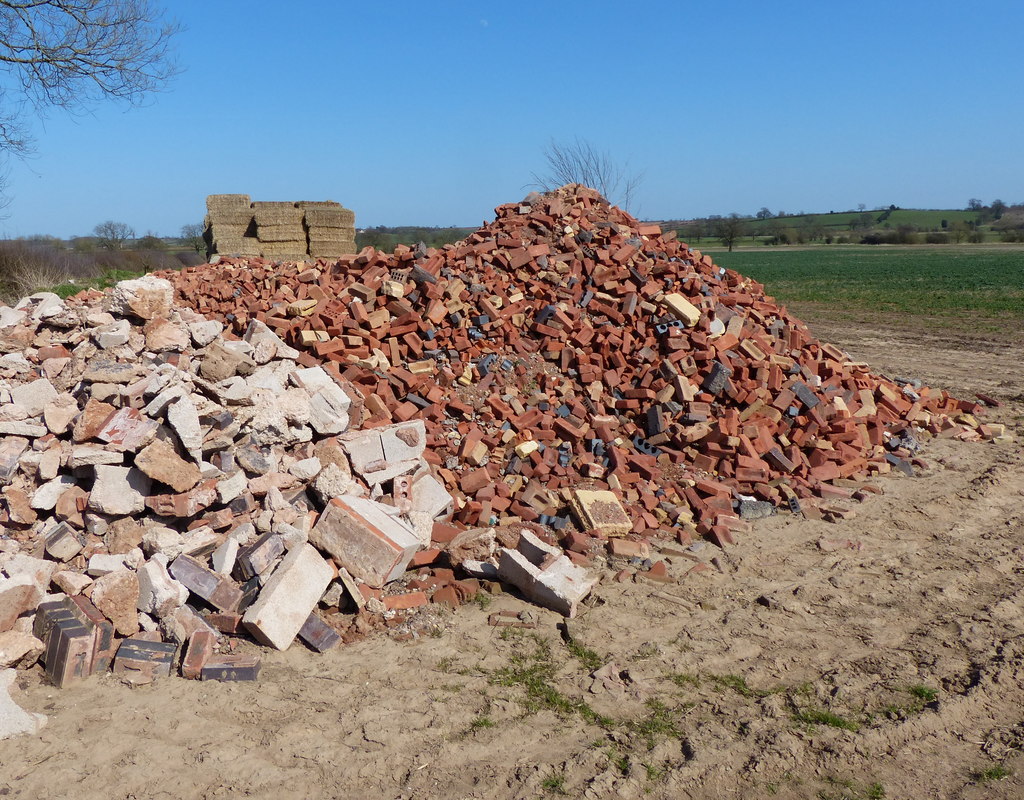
top-left (667, 672), bottom-right (702, 689)
top-left (817, 776), bottom-right (885, 800)
top-left (668, 671), bottom-right (783, 699)
top-left (908, 684), bottom-right (938, 703)
top-left (972, 764), bottom-right (1012, 783)
top-left (471, 591), bottom-right (493, 611)
top-left (489, 634), bottom-right (614, 727)
top-left (605, 747), bottom-right (630, 775)
top-left (565, 639), bottom-right (604, 672)
top-left (51, 267), bottom-right (145, 298)
top-left (793, 708), bottom-right (860, 732)
top-left (642, 761), bottom-right (665, 781)
top-left (541, 773), bottom-right (567, 794)
top-left (706, 673), bottom-right (776, 698)
top-left (630, 699), bottom-right (683, 750)
top-left (437, 655), bottom-right (458, 673)
top-left (469, 714), bottom-right (496, 731)
top-left (633, 642), bottom-right (659, 660)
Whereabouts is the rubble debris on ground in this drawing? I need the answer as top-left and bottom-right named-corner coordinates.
top-left (161, 184), bottom-right (1002, 550)
top-left (0, 276), bottom-right (490, 688)
top-left (0, 184), bottom-right (1006, 698)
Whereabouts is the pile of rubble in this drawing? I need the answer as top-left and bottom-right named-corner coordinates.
top-left (1, 276), bottom-right (575, 689)
top-left (0, 184), bottom-right (1006, 697)
top-left (163, 185), bottom-right (1002, 550)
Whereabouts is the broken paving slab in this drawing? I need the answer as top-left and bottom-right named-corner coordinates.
top-left (569, 489), bottom-right (632, 536)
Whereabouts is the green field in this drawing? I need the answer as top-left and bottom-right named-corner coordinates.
top-left (703, 245), bottom-right (1024, 329)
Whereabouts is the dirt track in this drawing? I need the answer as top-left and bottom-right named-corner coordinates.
top-left (2, 315), bottom-right (1023, 800)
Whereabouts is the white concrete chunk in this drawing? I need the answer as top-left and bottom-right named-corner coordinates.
top-left (242, 543), bottom-right (332, 650)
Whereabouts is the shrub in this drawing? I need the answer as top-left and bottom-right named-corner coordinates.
top-left (925, 233), bottom-right (950, 244)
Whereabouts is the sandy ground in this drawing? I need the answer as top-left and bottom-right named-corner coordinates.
top-left (2, 311), bottom-right (1023, 800)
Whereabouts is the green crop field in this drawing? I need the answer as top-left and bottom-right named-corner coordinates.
top-left (703, 245), bottom-right (1024, 331)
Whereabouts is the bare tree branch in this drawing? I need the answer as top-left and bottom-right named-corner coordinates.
top-left (531, 137), bottom-right (643, 211)
top-left (0, 1), bottom-right (179, 194)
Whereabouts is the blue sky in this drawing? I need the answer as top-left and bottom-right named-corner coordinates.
top-left (1, 0), bottom-right (1021, 238)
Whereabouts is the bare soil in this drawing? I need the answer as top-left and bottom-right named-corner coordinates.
top-left (2, 314), bottom-right (1023, 800)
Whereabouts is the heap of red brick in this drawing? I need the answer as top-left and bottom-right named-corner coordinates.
top-left (161, 185), bottom-right (986, 546)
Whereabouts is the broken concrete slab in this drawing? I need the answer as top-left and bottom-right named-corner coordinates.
top-left (309, 496), bottom-right (422, 588)
top-left (497, 530), bottom-right (598, 618)
top-left (241, 543), bottom-right (332, 650)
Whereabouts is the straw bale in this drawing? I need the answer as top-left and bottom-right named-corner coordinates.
top-left (208, 223), bottom-right (252, 240)
top-left (206, 194), bottom-right (251, 211)
top-left (308, 233), bottom-right (355, 245)
top-left (207, 209), bottom-right (255, 227)
top-left (304, 207), bottom-right (356, 228)
top-left (296, 201), bottom-right (342, 209)
top-left (213, 238), bottom-right (261, 256)
top-left (256, 225), bottom-right (306, 243)
top-left (254, 208), bottom-right (304, 227)
top-left (251, 201), bottom-right (298, 210)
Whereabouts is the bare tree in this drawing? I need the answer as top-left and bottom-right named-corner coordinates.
top-left (93, 220), bottom-right (134, 249)
top-left (180, 221), bottom-right (204, 253)
top-left (532, 137), bottom-right (643, 210)
top-left (0, 2), bottom-right (179, 175)
top-left (715, 214), bottom-right (747, 252)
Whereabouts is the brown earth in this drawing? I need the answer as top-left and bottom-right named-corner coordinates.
top-left (2, 313), bottom-right (1023, 800)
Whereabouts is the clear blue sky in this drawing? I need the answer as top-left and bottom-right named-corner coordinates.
top-left (2, 0), bottom-right (1022, 238)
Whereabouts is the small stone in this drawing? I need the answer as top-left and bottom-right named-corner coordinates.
top-left (52, 571), bottom-right (92, 596)
top-left (236, 445), bottom-right (274, 475)
top-left (2, 488), bottom-right (37, 526)
top-left (29, 475), bottom-right (77, 511)
top-left (87, 465), bottom-right (150, 516)
top-left (87, 552), bottom-right (133, 577)
top-left (104, 517), bottom-right (145, 555)
top-left (136, 554), bottom-right (188, 619)
top-left (0, 631), bottom-right (44, 669)
top-left (144, 316), bottom-right (189, 351)
top-left (9, 378), bottom-right (57, 418)
top-left (0, 575), bottom-right (42, 632)
top-left (288, 457), bottom-right (321, 481)
top-left (108, 275), bottom-right (174, 320)
top-left (72, 398), bottom-right (116, 443)
top-left (215, 470), bottom-right (248, 504)
top-left (92, 319), bottom-right (131, 349)
top-left (188, 319), bottom-right (223, 347)
top-left (90, 569), bottom-right (141, 635)
top-left (68, 444), bottom-right (124, 468)
top-left (134, 438), bottom-right (201, 492)
top-left (166, 395), bottom-right (203, 461)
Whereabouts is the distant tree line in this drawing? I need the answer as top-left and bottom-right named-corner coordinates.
top-left (671, 197), bottom-right (1024, 248)
top-left (355, 226), bottom-right (474, 251)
